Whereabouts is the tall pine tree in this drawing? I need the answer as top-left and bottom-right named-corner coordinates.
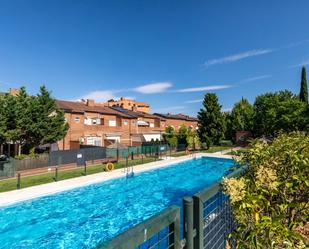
top-left (31, 86), bottom-right (69, 147)
top-left (299, 66), bottom-right (308, 104)
top-left (197, 93), bottom-right (225, 149)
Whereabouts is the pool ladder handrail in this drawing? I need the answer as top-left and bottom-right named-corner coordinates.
top-left (125, 157), bottom-right (134, 178)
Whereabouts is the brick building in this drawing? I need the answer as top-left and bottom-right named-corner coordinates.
top-left (104, 97), bottom-right (150, 113)
top-left (56, 99), bottom-right (166, 150)
top-left (153, 113), bottom-right (198, 131)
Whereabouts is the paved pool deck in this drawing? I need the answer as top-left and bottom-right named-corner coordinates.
top-left (0, 153), bottom-right (234, 207)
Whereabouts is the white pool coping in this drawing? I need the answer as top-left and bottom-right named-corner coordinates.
top-left (0, 153), bottom-right (233, 207)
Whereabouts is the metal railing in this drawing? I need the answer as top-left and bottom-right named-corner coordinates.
top-left (97, 206), bottom-right (181, 249)
top-left (98, 166), bottom-right (246, 249)
top-left (192, 167), bottom-right (245, 249)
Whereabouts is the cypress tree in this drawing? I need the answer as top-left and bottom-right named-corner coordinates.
top-left (299, 66), bottom-right (308, 104)
top-left (197, 93), bottom-right (225, 149)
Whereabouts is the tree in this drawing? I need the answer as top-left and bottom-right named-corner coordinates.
top-left (229, 98), bottom-right (254, 139)
top-left (30, 86), bottom-right (68, 148)
top-left (163, 126), bottom-right (178, 147)
top-left (0, 86), bottom-right (68, 154)
top-left (0, 95), bottom-right (7, 144)
top-left (223, 132), bottom-right (309, 248)
top-left (299, 66), bottom-right (308, 104)
top-left (197, 93), bottom-right (225, 149)
top-left (177, 125), bottom-right (188, 147)
top-left (253, 90), bottom-right (308, 137)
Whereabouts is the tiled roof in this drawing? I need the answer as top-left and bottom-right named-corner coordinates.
top-left (110, 106), bottom-right (165, 120)
top-left (56, 100), bottom-right (133, 118)
top-left (153, 113), bottom-right (198, 122)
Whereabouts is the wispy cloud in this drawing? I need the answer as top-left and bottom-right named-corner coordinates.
top-left (282, 39), bottom-right (309, 49)
top-left (134, 82), bottom-right (172, 94)
top-left (176, 85), bottom-right (232, 93)
top-left (185, 99), bottom-right (203, 104)
top-left (238, 74), bottom-right (272, 84)
top-left (153, 105), bottom-right (186, 113)
top-left (79, 90), bottom-right (117, 102)
top-left (204, 49), bottom-right (273, 67)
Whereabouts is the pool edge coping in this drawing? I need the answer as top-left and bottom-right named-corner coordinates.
top-left (0, 153), bottom-right (233, 207)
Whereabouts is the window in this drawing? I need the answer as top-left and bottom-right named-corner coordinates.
top-left (84, 118), bottom-right (91, 125)
top-left (86, 136), bottom-right (101, 146)
top-left (109, 120), bottom-right (116, 127)
top-left (123, 120), bottom-right (128, 126)
top-left (149, 123), bottom-right (154, 128)
top-left (75, 117), bottom-right (80, 123)
top-left (91, 118), bottom-right (101, 125)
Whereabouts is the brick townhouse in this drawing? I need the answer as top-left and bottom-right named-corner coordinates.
top-left (55, 99), bottom-right (167, 150)
top-left (104, 97), bottom-right (150, 113)
top-left (153, 113), bottom-right (198, 131)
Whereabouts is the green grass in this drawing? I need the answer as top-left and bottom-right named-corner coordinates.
top-left (0, 146), bottom-right (233, 193)
top-left (0, 157), bottom-right (158, 193)
top-left (169, 145), bottom-right (234, 157)
top-left (201, 146), bottom-right (233, 153)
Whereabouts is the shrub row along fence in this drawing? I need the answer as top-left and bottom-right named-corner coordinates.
top-left (98, 167), bottom-right (245, 249)
top-left (0, 144), bottom-right (190, 178)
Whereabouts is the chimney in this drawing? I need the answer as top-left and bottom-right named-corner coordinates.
top-left (86, 99), bottom-right (95, 107)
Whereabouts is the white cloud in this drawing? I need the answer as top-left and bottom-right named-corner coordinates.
top-left (134, 82), bottom-right (172, 94)
top-left (79, 90), bottom-right (117, 102)
top-left (185, 99), bottom-right (203, 104)
top-left (153, 105), bottom-right (186, 113)
top-left (204, 49), bottom-right (273, 67)
top-left (176, 85), bottom-right (232, 92)
top-left (238, 75), bottom-right (272, 84)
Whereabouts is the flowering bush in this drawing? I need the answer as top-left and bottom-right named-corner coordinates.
top-left (222, 132), bottom-right (309, 248)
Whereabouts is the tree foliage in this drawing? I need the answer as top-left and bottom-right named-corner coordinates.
top-left (253, 90), bottom-right (308, 137)
top-left (197, 93), bottom-right (225, 148)
top-left (0, 86), bottom-right (68, 153)
top-left (223, 132), bottom-right (309, 248)
top-left (299, 66), bottom-right (308, 104)
top-left (229, 98), bottom-right (254, 139)
top-left (163, 125), bottom-right (178, 147)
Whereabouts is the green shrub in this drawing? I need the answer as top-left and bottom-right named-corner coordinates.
top-left (219, 139), bottom-right (233, 146)
top-left (222, 132), bottom-right (309, 248)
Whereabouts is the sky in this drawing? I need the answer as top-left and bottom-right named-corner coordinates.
top-left (0, 0), bottom-right (309, 115)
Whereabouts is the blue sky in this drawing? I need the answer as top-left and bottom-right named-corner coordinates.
top-left (0, 0), bottom-right (309, 115)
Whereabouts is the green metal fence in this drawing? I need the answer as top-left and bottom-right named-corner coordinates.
top-left (98, 166), bottom-right (246, 249)
top-left (97, 206), bottom-right (181, 249)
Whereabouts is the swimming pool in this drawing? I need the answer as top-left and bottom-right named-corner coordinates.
top-left (0, 156), bottom-right (234, 249)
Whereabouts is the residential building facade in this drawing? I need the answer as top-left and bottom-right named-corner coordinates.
top-left (103, 97), bottom-right (150, 113)
top-left (153, 113), bottom-right (198, 131)
top-left (56, 99), bottom-right (166, 150)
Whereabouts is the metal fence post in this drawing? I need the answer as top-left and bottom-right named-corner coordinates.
top-left (141, 154), bottom-right (144, 164)
top-left (193, 195), bottom-right (203, 249)
top-left (131, 151), bottom-right (134, 160)
top-left (183, 197), bottom-right (194, 249)
top-left (84, 162), bottom-right (87, 176)
top-left (54, 167), bottom-right (58, 181)
top-left (17, 173), bottom-right (21, 189)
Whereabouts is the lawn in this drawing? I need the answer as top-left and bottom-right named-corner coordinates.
top-left (0, 145), bottom-right (233, 193)
top-left (169, 145), bottom-right (233, 157)
top-left (0, 157), bottom-right (158, 193)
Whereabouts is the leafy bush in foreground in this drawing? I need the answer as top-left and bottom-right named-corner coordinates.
top-left (223, 132), bottom-right (309, 248)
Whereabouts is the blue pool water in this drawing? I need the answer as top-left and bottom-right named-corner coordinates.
top-left (0, 157), bottom-right (234, 249)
